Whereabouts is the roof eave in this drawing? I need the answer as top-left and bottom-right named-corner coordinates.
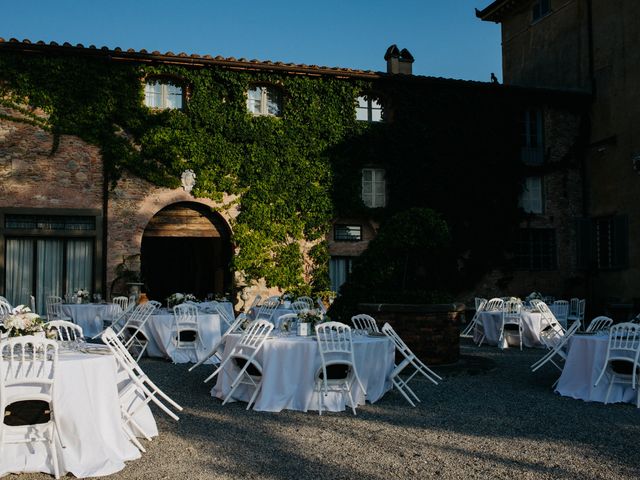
top-left (476, 0), bottom-right (527, 23)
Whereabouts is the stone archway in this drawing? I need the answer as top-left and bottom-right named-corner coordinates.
top-left (140, 202), bottom-right (232, 302)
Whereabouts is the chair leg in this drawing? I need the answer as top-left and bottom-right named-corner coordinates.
top-left (604, 374), bottom-right (615, 405)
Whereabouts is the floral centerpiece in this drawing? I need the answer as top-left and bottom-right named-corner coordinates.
top-left (525, 291), bottom-right (543, 302)
top-left (296, 308), bottom-right (326, 336)
top-left (3, 305), bottom-right (55, 338)
top-left (76, 288), bottom-right (90, 304)
top-left (166, 292), bottom-right (197, 308)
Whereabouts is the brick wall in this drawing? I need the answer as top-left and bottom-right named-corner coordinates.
top-left (357, 303), bottom-right (464, 365)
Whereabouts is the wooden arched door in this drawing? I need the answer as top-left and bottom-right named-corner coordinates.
top-left (141, 202), bottom-right (232, 302)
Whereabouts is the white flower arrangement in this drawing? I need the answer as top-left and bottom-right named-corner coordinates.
top-left (166, 293), bottom-right (197, 308)
top-left (3, 305), bottom-right (55, 338)
top-left (76, 288), bottom-right (90, 299)
top-left (297, 308), bottom-right (324, 325)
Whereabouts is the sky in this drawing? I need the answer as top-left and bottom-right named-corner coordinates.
top-left (1, 1), bottom-right (502, 82)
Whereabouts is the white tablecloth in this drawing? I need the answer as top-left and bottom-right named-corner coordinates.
top-left (555, 333), bottom-right (638, 404)
top-left (143, 313), bottom-right (223, 363)
top-left (212, 334), bottom-right (394, 412)
top-left (0, 351), bottom-right (157, 478)
top-left (473, 310), bottom-right (555, 348)
top-left (60, 303), bottom-right (122, 338)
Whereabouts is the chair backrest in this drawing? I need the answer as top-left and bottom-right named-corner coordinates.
top-left (569, 298), bottom-right (580, 316)
top-left (296, 296), bottom-right (314, 309)
top-left (551, 300), bottom-right (569, 320)
top-left (475, 297), bottom-right (487, 311)
top-left (316, 321), bottom-right (354, 357)
top-left (249, 295), bottom-right (262, 310)
top-left (485, 298), bottom-right (505, 312)
top-left (577, 299), bottom-right (586, 319)
top-left (0, 336), bottom-right (58, 393)
top-left (46, 295), bottom-right (64, 321)
top-left (173, 302), bottom-right (198, 326)
top-left (113, 296), bottom-right (129, 311)
top-left (381, 322), bottom-right (414, 358)
top-left (256, 298), bottom-right (279, 321)
top-left (238, 320), bottom-right (274, 350)
top-left (290, 301), bottom-right (310, 313)
top-left (351, 314), bottom-right (379, 333)
top-left (102, 327), bottom-right (140, 371)
top-left (586, 316), bottom-right (613, 333)
top-left (119, 301), bottom-right (157, 338)
top-left (0, 299), bottom-right (11, 319)
top-left (227, 313), bottom-right (247, 334)
top-left (276, 313), bottom-right (298, 331)
top-left (502, 300), bottom-right (522, 324)
top-left (603, 322), bottom-right (640, 364)
top-left (45, 320), bottom-right (84, 342)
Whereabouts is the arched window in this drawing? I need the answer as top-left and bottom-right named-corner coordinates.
top-left (144, 78), bottom-right (184, 110)
top-left (247, 85), bottom-right (282, 117)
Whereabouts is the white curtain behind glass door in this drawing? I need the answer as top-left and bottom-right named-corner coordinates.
top-left (5, 238), bottom-right (34, 309)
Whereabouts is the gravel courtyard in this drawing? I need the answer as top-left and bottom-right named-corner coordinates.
top-left (9, 340), bottom-right (640, 479)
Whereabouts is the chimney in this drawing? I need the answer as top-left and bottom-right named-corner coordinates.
top-left (385, 44), bottom-right (414, 75)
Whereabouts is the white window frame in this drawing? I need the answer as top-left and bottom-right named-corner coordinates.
top-left (247, 85), bottom-right (282, 117)
top-left (519, 176), bottom-right (543, 214)
top-left (144, 80), bottom-right (183, 110)
top-left (361, 168), bottom-right (386, 208)
top-left (356, 96), bottom-right (383, 122)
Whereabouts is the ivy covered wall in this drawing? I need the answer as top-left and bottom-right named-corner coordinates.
top-left (0, 45), bottom-right (585, 302)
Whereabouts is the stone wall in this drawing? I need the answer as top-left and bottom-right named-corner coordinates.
top-left (0, 111), bottom-right (103, 209)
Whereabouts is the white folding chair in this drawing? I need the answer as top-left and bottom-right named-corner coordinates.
top-left (0, 336), bottom-right (62, 479)
top-left (101, 328), bottom-right (183, 431)
top-left (499, 300), bottom-right (523, 350)
top-left (275, 313), bottom-right (298, 332)
top-left (46, 296), bottom-right (71, 322)
top-left (248, 295), bottom-right (262, 311)
top-left (531, 319), bottom-right (582, 384)
top-left (290, 300), bottom-right (310, 314)
top-left (112, 296), bottom-right (129, 311)
top-left (382, 322), bottom-right (440, 407)
top-left (210, 319), bottom-right (273, 410)
top-left (204, 301), bottom-right (235, 329)
top-left (476, 298), bottom-right (504, 347)
top-left (532, 300), bottom-right (565, 349)
top-left (460, 298), bottom-right (487, 338)
top-left (91, 300), bottom-right (136, 340)
top-left (567, 299), bottom-right (585, 328)
top-left (586, 316), bottom-right (613, 333)
top-left (189, 313), bottom-right (247, 376)
top-left (255, 297), bottom-right (279, 322)
top-left (0, 299), bottom-right (12, 320)
top-left (45, 320), bottom-right (84, 343)
top-left (314, 322), bottom-right (366, 415)
top-left (296, 296), bottom-right (314, 310)
top-left (551, 300), bottom-right (569, 329)
top-left (593, 322), bottom-right (640, 407)
top-left (171, 302), bottom-right (202, 361)
top-left (117, 301), bottom-right (159, 361)
top-left (351, 314), bottom-right (379, 333)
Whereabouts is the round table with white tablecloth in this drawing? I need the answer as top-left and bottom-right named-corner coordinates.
top-left (60, 303), bottom-right (122, 338)
top-left (212, 333), bottom-right (394, 412)
top-left (473, 310), bottom-right (557, 348)
top-left (143, 312), bottom-right (223, 363)
top-left (555, 332), bottom-right (638, 404)
top-left (0, 350), bottom-right (157, 478)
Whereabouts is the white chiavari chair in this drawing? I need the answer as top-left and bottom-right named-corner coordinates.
top-left (210, 319), bottom-right (273, 410)
top-left (171, 302), bottom-right (202, 362)
top-left (117, 301), bottom-right (159, 361)
top-left (586, 316), bottom-right (613, 333)
top-left (351, 314), bottom-right (379, 333)
top-left (189, 313), bottom-right (247, 377)
top-left (594, 322), bottom-right (640, 407)
top-left (460, 298), bottom-right (487, 338)
top-left (255, 297), bottom-right (279, 323)
top-left (46, 296), bottom-right (71, 322)
top-left (382, 323), bottom-right (440, 407)
top-left (314, 322), bottom-right (366, 415)
top-left (0, 336), bottom-right (62, 479)
top-left (44, 320), bottom-right (84, 343)
top-left (531, 320), bottom-right (582, 386)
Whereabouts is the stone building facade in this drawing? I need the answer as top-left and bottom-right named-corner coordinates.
top-left (0, 37), bottom-right (589, 313)
top-left (478, 0), bottom-right (640, 315)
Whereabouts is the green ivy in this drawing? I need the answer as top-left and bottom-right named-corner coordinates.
top-left (0, 50), bottom-right (533, 296)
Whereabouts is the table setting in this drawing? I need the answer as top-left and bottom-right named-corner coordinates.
top-left (0, 306), bottom-right (157, 478)
top-left (212, 326), bottom-right (394, 413)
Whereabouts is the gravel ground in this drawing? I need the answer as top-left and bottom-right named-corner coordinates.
top-left (8, 339), bottom-right (640, 479)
